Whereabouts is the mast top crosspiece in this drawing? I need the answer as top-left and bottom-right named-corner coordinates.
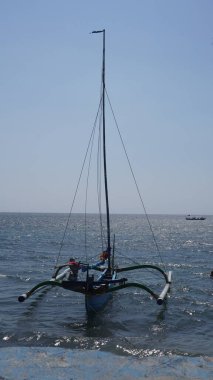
top-left (92, 29), bottom-right (105, 34)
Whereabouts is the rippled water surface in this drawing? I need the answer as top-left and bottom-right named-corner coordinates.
top-left (0, 213), bottom-right (213, 377)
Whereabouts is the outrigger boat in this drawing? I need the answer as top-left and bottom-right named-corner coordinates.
top-left (18, 30), bottom-right (172, 313)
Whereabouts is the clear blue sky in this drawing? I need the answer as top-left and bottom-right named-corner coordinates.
top-left (0, 1), bottom-right (212, 214)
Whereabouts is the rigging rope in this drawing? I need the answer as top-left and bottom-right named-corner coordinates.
top-left (84, 115), bottom-right (97, 262)
top-left (54, 83), bottom-right (167, 271)
top-left (54, 96), bottom-right (103, 270)
top-left (105, 88), bottom-right (166, 270)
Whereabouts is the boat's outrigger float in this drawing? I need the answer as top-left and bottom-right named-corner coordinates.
top-left (18, 255), bottom-right (172, 312)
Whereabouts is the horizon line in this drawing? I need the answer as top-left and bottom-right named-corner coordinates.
top-left (0, 211), bottom-right (210, 216)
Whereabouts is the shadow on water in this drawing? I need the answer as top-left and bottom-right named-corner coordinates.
top-left (156, 303), bottom-right (167, 321)
top-left (18, 287), bottom-right (51, 317)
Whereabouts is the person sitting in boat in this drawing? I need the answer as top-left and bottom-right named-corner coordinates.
top-left (67, 258), bottom-right (79, 280)
top-left (80, 251), bottom-right (109, 272)
top-left (100, 251), bottom-right (109, 261)
top-left (88, 250), bottom-right (110, 270)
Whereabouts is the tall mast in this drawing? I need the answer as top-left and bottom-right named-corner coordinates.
top-left (92, 29), bottom-right (111, 270)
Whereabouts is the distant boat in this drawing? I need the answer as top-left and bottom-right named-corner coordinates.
top-left (186, 215), bottom-right (206, 221)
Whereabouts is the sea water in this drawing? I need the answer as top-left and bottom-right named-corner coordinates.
top-left (0, 213), bottom-right (213, 379)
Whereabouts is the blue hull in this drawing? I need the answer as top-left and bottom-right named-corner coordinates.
top-left (85, 292), bottom-right (112, 313)
top-left (85, 271), bottom-right (116, 313)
